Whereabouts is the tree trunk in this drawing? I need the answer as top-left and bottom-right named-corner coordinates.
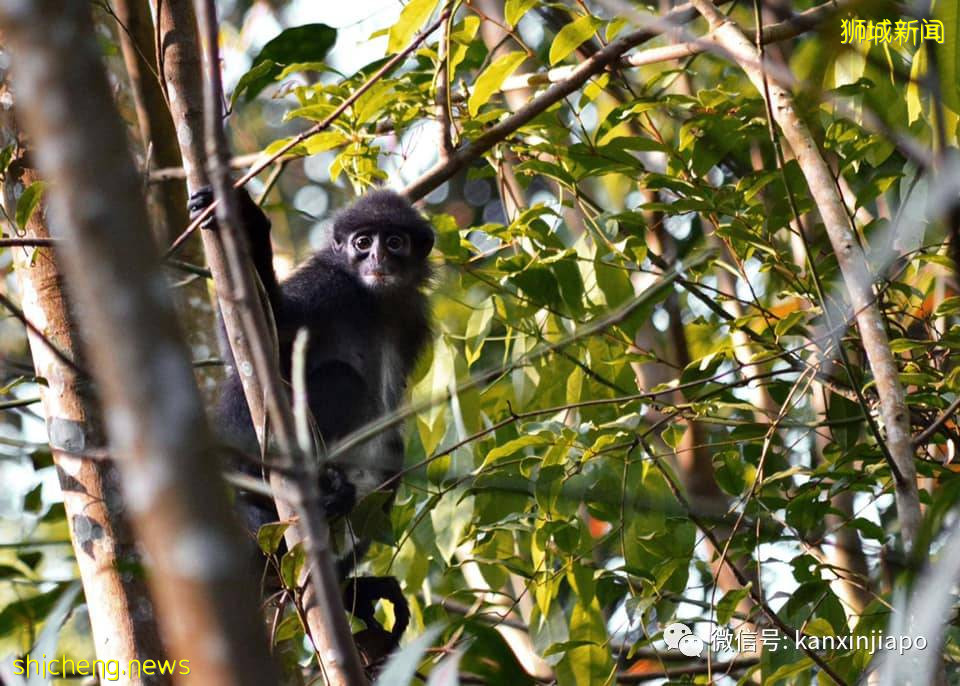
top-left (0, 2), bottom-right (277, 684)
top-left (690, 0), bottom-right (921, 552)
top-left (157, 1), bottom-right (367, 682)
top-left (3, 152), bottom-right (169, 684)
top-left (113, 0), bottom-right (220, 399)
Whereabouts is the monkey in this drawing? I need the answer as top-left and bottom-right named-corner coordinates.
top-left (189, 185), bottom-right (434, 661)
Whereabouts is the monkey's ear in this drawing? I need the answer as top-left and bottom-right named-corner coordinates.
top-left (332, 237), bottom-right (344, 252)
top-left (416, 230), bottom-right (435, 258)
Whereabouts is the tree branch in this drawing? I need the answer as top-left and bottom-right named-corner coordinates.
top-left (164, 6), bottom-right (451, 259)
top-left (0, 2), bottom-right (277, 682)
top-left (191, 0), bottom-right (367, 682)
top-left (497, 0), bottom-right (854, 93)
top-left (687, 0), bottom-right (921, 551)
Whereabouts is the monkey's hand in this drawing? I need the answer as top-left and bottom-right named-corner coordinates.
top-left (189, 184), bottom-right (280, 307)
top-left (318, 463), bottom-right (356, 520)
top-left (187, 186), bottom-right (217, 229)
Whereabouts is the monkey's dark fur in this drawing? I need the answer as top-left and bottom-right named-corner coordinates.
top-left (191, 187), bottom-right (433, 659)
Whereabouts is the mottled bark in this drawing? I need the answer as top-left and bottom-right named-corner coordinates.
top-left (4, 154), bottom-right (168, 684)
top-left (0, 2), bottom-right (276, 684)
top-left (113, 0), bottom-right (220, 397)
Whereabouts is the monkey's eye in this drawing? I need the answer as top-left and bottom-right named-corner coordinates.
top-left (385, 234), bottom-right (407, 252)
top-left (353, 235), bottom-right (373, 251)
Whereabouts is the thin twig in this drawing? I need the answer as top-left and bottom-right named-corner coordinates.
top-left (913, 396), bottom-right (960, 447)
top-left (0, 291), bottom-right (85, 375)
top-left (164, 6), bottom-right (452, 259)
top-left (435, 9), bottom-right (454, 161)
top-left (639, 437), bottom-right (848, 685)
top-left (689, 0), bottom-right (923, 552)
top-left (0, 237), bottom-right (58, 247)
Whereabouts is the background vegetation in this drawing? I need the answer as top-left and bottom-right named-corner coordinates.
top-left (2, 0), bottom-right (960, 683)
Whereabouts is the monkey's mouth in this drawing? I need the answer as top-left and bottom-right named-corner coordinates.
top-left (362, 271), bottom-right (396, 287)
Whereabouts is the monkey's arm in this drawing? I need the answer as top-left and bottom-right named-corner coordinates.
top-left (236, 189), bottom-right (282, 313)
top-left (188, 186), bottom-right (282, 314)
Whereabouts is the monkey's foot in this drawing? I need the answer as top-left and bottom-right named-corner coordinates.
top-left (319, 464), bottom-right (357, 520)
top-left (343, 576), bottom-right (409, 640)
top-left (354, 626), bottom-right (397, 671)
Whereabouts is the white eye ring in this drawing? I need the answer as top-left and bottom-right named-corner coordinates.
top-left (354, 235), bottom-right (373, 250)
top-left (386, 235), bottom-right (405, 251)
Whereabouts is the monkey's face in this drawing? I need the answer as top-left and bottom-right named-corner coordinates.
top-left (343, 228), bottom-right (416, 291)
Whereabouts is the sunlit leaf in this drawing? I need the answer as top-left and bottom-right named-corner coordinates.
top-left (549, 15), bottom-right (602, 65)
top-left (468, 51), bottom-right (527, 116)
top-left (16, 181), bottom-right (45, 231)
top-left (505, 0), bottom-right (538, 27)
top-left (388, 0), bottom-right (439, 54)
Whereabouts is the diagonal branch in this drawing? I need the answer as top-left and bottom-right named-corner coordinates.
top-left (497, 0), bottom-right (854, 93)
top-left (192, 0), bottom-right (367, 683)
top-left (687, 0), bottom-right (921, 552)
top-left (401, 19), bottom-right (661, 201)
top-left (165, 6), bottom-right (451, 258)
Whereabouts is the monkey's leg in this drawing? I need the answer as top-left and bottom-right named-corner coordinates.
top-left (343, 575), bottom-right (410, 641)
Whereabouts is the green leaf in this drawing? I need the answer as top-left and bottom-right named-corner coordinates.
top-left (482, 433), bottom-right (552, 466)
top-left (907, 46), bottom-right (926, 124)
top-left (774, 309), bottom-right (806, 338)
top-left (505, 0), bottom-right (538, 27)
top-left (935, 295), bottom-right (960, 317)
top-left (0, 144), bottom-right (15, 176)
top-left (23, 483), bottom-right (42, 513)
top-left (280, 541), bottom-right (306, 589)
top-left (508, 264), bottom-right (562, 309)
top-left (349, 491), bottom-right (396, 545)
top-left (802, 617), bottom-right (836, 637)
top-left (0, 584), bottom-right (69, 639)
top-left (764, 657), bottom-right (814, 683)
top-left (274, 611), bottom-right (303, 643)
top-left (594, 254), bottom-right (633, 307)
top-left (888, 338), bottom-right (926, 353)
top-left (606, 17), bottom-right (628, 41)
top-left (850, 517), bottom-right (887, 541)
top-left (16, 180), bottom-right (45, 231)
top-left (374, 624), bottom-right (444, 686)
top-left (934, 0), bottom-right (960, 113)
top-left (304, 131), bottom-right (349, 154)
top-left (549, 15), bottom-right (601, 66)
top-left (354, 80), bottom-right (397, 122)
top-left (717, 585), bottom-right (750, 624)
top-left (555, 599), bottom-right (615, 684)
top-left (388, 0), bottom-right (439, 54)
top-left (459, 621), bottom-right (536, 684)
top-left (468, 51), bottom-right (527, 116)
top-left (449, 16), bottom-right (480, 75)
top-left (257, 521), bottom-right (289, 554)
top-left (660, 425), bottom-right (684, 450)
top-left (232, 24), bottom-right (337, 104)
top-left (231, 60), bottom-right (277, 107)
